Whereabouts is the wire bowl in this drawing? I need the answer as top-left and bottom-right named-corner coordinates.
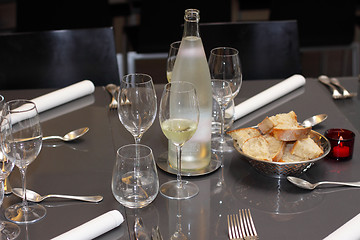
top-left (233, 130), bottom-right (331, 178)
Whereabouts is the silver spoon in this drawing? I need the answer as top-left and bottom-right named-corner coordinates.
top-left (287, 176), bottom-right (360, 190)
top-left (42, 127), bottom-right (89, 142)
top-left (301, 114), bottom-right (328, 127)
top-left (12, 188), bottom-right (103, 203)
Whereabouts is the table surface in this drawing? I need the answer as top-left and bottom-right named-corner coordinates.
top-left (1, 77), bottom-right (359, 240)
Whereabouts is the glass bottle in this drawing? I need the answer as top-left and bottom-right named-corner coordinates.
top-left (168, 9), bottom-right (212, 170)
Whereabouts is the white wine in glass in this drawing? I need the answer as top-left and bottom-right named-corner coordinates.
top-left (159, 82), bottom-right (199, 199)
top-left (166, 41), bottom-right (181, 82)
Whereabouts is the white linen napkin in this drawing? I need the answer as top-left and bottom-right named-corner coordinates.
top-left (51, 210), bottom-right (124, 240)
top-left (234, 74), bottom-right (306, 120)
top-left (9, 80), bottom-right (95, 125)
top-left (31, 80), bottom-right (95, 113)
top-left (323, 213), bottom-right (360, 240)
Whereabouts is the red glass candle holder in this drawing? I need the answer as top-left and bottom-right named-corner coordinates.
top-left (325, 128), bottom-right (355, 161)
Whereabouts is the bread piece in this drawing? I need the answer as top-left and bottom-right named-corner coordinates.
top-left (258, 111), bottom-right (311, 141)
top-left (291, 138), bottom-right (324, 160)
top-left (242, 136), bottom-right (272, 161)
top-left (281, 142), bottom-right (305, 162)
top-left (227, 127), bottom-right (261, 148)
top-left (242, 135), bottom-right (285, 162)
top-left (263, 134), bottom-right (286, 162)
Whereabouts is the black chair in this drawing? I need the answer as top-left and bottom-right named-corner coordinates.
top-left (199, 20), bottom-right (302, 80)
top-left (0, 27), bottom-right (120, 90)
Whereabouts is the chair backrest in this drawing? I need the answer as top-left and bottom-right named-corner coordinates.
top-left (199, 20), bottom-right (302, 80)
top-left (0, 27), bottom-right (119, 89)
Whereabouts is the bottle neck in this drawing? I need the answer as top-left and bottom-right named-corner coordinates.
top-left (183, 9), bottom-right (200, 38)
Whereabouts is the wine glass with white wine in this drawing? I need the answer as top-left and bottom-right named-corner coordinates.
top-left (159, 82), bottom-right (199, 199)
top-left (166, 41), bottom-right (181, 82)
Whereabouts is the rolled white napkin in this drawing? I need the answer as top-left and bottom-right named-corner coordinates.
top-left (324, 213), bottom-right (360, 240)
top-left (51, 210), bottom-right (124, 240)
top-left (9, 80), bottom-right (95, 125)
top-left (234, 74), bottom-right (306, 120)
top-left (31, 80), bottom-right (95, 113)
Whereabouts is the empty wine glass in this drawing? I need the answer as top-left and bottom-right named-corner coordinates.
top-left (209, 47), bottom-right (242, 149)
top-left (0, 116), bottom-right (20, 239)
top-left (211, 80), bottom-right (234, 152)
top-left (208, 47), bottom-right (242, 98)
top-left (166, 41), bottom-right (181, 82)
top-left (112, 144), bottom-right (159, 208)
top-left (118, 73), bottom-right (157, 144)
top-left (159, 82), bottom-right (199, 199)
top-left (2, 100), bottom-right (46, 224)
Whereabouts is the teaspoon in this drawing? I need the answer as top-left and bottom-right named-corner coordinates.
top-left (12, 188), bottom-right (103, 203)
top-left (42, 127), bottom-right (89, 142)
top-left (301, 114), bottom-right (328, 128)
top-left (287, 176), bottom-right (360, 190)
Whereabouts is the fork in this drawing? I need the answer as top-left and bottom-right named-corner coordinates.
top-left (329, 77), bottom-right (357, 98)
top-left (228, 209), bottom-right (258, 240)
top-left (318, 75), bottom-right (343, 99)
top-left (105, 84), bottom-right (119, 109)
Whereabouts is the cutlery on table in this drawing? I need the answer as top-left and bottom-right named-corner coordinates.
top-left (12, 188), bottom-right (103, 203)
top-left (301, 114), bottom-right (328, 128)
top-left (228, 209), bottom-right (258, 240)
top-left (318, 75), bottom-right (343, 99)
top-left (151, 226), bottom-right (163, 240)
top-left (329, 77), bottom-right (357, 98)
top-left (134, 217), bottom-right (150, 240)
top-left (287, 176), bottom-right (360, 190)
top-left (105, 84), bottom-right (119, 109)
top-left (42, 127), bottom-right (89, 142)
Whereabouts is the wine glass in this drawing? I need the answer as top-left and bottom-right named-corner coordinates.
top-left (117, 73), bottom-right (157, 144)
top-left (211, 80), bottom-right (234, 152)
top-left (208, 47), bottom-right (242, 98)
top-left (159, 82), bottom-right (199, 199)
top-left (0, 115), bottom-right (20, 239)
top-left (112, 144), bottom-right (159, 208)
top-left (2, 100), bottom-right (46, 224)
top-left (166, 41), bottom-right (181, 82)
top-left (209, 47), bottom-right (242, 149)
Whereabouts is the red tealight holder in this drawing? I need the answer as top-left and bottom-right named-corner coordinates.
top-left (325, 128), bottom-right (355, 160)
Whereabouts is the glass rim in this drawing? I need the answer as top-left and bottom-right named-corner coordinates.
top-left (121, 73), bottom-right (153, 85)
top-left (210, 47), bottom-right (239, 57)
top-left (116, 143), bottom-right (153, 159)
top-left (5, 99), bottom-right (37, 113)
top-left (164, 81), bottom-right (196, 93)
top-left (0, 95), bottom-right (4, 103)
top-left (324, 128), bottom-right (355, 141)
top-left (170, 41), bottom-right (181, 49)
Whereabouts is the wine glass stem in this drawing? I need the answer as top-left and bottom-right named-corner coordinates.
top-left (176, 145), bottom-right (183, 188)
top-left (134, 136), bottom-right (141, 144)
top-left (19, 168), bottom-right (28, 208)
top-left (220, 105), bottom-right (226, 143)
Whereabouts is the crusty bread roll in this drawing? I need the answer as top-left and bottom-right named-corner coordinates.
top-left (291, 138), bottom-right (324, 159)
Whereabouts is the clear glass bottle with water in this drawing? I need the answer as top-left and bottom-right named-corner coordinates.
top-left (168, 9), bottom-right (212, 170)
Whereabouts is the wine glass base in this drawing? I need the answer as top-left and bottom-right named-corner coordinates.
top-left (5, 202), bottom-right (46, 224)
top-left (0, 221), bottom-right (20, 239)
top-left (211, 135), bottom-right (235, 152)
top-left (160, 180), bottom-right (199, 200)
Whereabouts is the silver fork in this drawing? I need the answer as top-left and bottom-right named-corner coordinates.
top-left (318, 75), bottom-right (343, 99)
top-left (227, 209), bottom-right (259, 240)
top-left (329, 77), bottom-right (357, 98)
top-left (105, 84), bottom-right (119, 109)
top-left (239, 209), bottom-right (258, 240)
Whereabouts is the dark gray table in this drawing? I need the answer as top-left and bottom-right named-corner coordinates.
top-left (0, 77), bottom-right (359, 240)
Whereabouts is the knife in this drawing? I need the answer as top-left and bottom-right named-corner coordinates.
top-left (134, 217), bottom-right (150, 240)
